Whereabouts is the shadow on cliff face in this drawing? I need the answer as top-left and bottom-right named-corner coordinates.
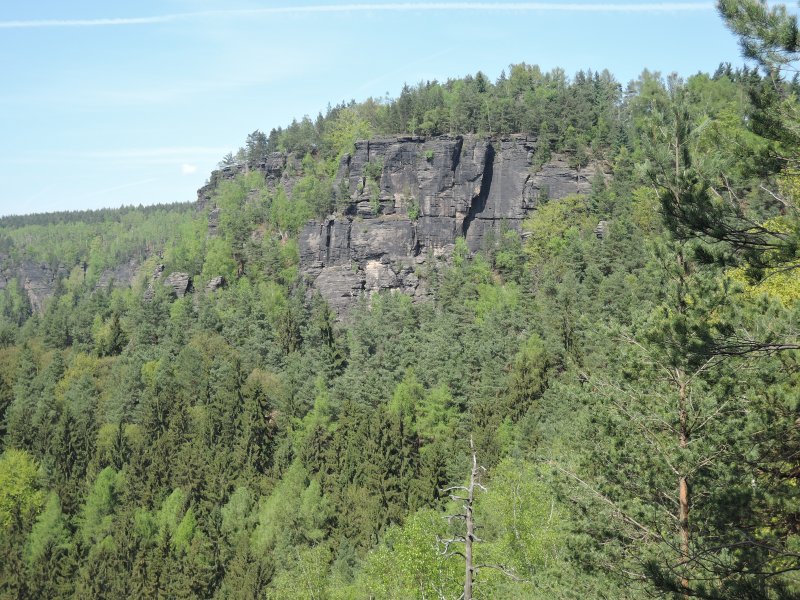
top-left (461, 142), bottom-right (495, 246)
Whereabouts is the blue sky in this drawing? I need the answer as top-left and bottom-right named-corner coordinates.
top-left (0, 1), bottom-right (748, 216)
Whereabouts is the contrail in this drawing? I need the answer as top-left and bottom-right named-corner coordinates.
top-left (0, 2), bottom-right (714, 29)
top-left (0, 16), bottom-right (179, 28)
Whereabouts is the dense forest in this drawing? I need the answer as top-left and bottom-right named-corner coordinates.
top-left (1, 1), bottom-right (799, 598)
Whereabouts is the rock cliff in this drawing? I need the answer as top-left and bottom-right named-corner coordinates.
top-left (0, 258), bottom-right (69, 313)
top-left (297, 134), bottom-right (600, 313)
top-left (2, 135), bottom-right (599, 316)
top-left (0, 254), bottom-right (144, 314)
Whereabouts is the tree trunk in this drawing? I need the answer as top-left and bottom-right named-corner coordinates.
top-left (464, 438), bottom-right (477, 600)
top-left (678, 377), bottom-right (690, 594)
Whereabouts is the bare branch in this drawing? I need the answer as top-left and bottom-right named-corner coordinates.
top-left (475, 564), bottom-right (528, 583)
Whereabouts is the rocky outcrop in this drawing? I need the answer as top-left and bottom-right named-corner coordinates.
top-left (196, 153), bottom-right (304, 214)
top-left (144, 265), bottom-right (192, 300)
top-left (2, 135), bottom-right (602, 318)
top-left (205, 276), bottom-right (225, 293)
top-left (194, 134), bottom-right (602, 315)
top-left (207, 207), bottom-right (221, 238)
top-left (196, 165), bottom-right (245, 210)
top-left (0, 256), bottom-right (69, 313)
top-left (164, 272), bottom-right (192, 298)
top-left (299, 134), bottom-right (601, 314)
top-left (0, 251), bottom-right (143, 313)
top-left (20, 261), bottom-right (69, 313)
top-left (95, 260), bottom-right (139, 291)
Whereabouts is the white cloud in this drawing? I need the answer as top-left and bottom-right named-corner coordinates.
top-left (0, 2), bottom-right (714, 28)
top-left (181, 163), bottom-right (198, 175)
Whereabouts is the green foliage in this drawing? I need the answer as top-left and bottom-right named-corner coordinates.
top-left (341, 509), bottom-right (461, 599)
top-left (0, 203), bottom-right (194, 284)
top-left (363, 159), bottom-right (383, 182)
top-left (473, 459), bottom-right (569, 593)
top-left (522, 193), bottom-right (594, 280)
top-left (270, 185), bottom-right (312, 235)
top-left (368, 180), bottom-right (381, 215)
top-left (1, 51), bottom-right (799, 600)
top-left (202, 237), bottom-right (238, 282)
top-left (0, 449), bottom-right (44, 535)
top-left (78, 466), bottom-right (121, 546)
top-left (323, 107), bottom-right (374, 158)
top-left (406, 196), bottom-right (420, 221)
top-left (293, 168), bottom-right (336, 220)
top-left (252, 461), bottom-right (331, 556)
top-left (25, 492), bottom-right (71, 564)
top-left (266, 544), bottom-right (332, 600)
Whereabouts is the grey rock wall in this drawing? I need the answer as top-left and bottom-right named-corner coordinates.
top-left (0, 257), bottom-right (69, 313)
top-left (298, 134), bottom-right (600, 314)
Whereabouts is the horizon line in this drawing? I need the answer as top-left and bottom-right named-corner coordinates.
top-left (0, 2), bottom-right (715, 29)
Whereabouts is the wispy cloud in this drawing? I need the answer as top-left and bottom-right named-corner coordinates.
top-left (82, 178), bottom-right (161, 200)
top-left (0, 2), bottom-right (714, 29)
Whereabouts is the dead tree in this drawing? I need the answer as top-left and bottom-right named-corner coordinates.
top-left (439, 437), bottom-right (521, 600)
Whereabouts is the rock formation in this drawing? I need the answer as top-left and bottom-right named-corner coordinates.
top-left (205, 275), bottom-right (225, 293)
top-left (164, 272), bottom-right (192, 298)
top-left (2, 135), bottom-right (602, 316)
top-left (144, 265), bottom-right (192, 300)
top-left (95, 260), bottom-right (139, 291)
top-left (0, 256), bottom-right (70, 313)
top-left (297, 134), bottom-right (600, 313)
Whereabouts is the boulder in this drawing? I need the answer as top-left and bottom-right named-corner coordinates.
top-left (164, 272), bottom-right (191, 298)
top-left (205, 276), bottom-right (225, 292)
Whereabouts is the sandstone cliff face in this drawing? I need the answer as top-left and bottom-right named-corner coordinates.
top-left (297, 134), bottom-right (599, 314)
top-left (2, 136), bottom-right (599, 316)
top-left (0, 253), bottom-right (142, 315)
top-left (0, 259), bottom-right (69, 313)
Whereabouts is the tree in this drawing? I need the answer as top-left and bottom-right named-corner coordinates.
top-left (218, 152), bottom-right (238, 168)
top-left (0, 449), bottom-right (44, 536)
top-left (650, 2), bottom-right (800, 332)
top-left (559, 238), bottom-right (800, 597)
top-left (235, 369), bottom-right (279, 481)
top-left (244, 130), bottom-right (269, 166)
top-left (439, 437), bottom-right (522, 600)
top-left (323, 107), bottom-right (374, 158)
top-left (719, 0), bottom-right (800, 73)
top-left (292, 162), bottom-right (335, 220)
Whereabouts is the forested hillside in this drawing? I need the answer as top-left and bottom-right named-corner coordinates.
top-left (1, 2), bottom-right (799, 598)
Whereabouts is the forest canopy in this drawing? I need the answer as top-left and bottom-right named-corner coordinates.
top-left (1, 1), bottom-right (799, 598)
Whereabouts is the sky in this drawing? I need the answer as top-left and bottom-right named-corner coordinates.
top-left (0, 0), bottom-right (750, 217)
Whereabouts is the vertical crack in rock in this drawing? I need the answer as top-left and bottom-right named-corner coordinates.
top-left (325, 219), bottom-right (333, 265)
top-left (461, 142), bottom-right (495, 240)
top-left (346, 220), bottom-right (352, 264)
top-left (451, 136), bottom-right (463, 174)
